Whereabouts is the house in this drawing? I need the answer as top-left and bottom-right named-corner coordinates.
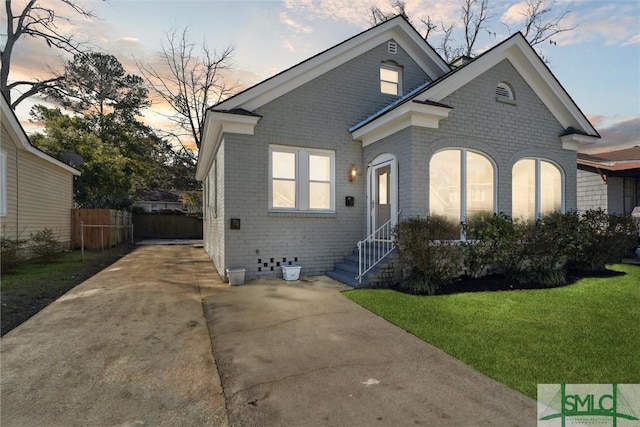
top-left (577, 146), bottom-right (640, 214)
top-left (133, 189), bottom-right (184, 213)
top-left (195, 16), bottom-right (599, 285)
top-left (1, 94), bottom-right (80, 249)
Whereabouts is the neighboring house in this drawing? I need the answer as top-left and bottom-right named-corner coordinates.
top-left (577, 147), bottom-right (640, 214)
top-left (195, 16), bottom-right (599, 285)
top-left (133, 189), bottom-right (184, 212)
top-left (1, 94), bottom-right (80, 249)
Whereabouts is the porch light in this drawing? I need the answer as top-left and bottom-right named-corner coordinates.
top-left (348, 164), bottom-right (358, 182)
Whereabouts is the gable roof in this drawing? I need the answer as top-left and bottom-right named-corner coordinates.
top-left (197, 15), bottom-right (451, 180)
top-left (212, 15), bottom-right (450, 112)
top-left (1, 94), bottom-right (80, 176)
top-left (352, 32), bottom-right (599, 145)
top-left (578, 146), bottom-right (640, 171)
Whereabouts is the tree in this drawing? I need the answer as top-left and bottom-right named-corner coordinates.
top-left (1, 0), bottom-right (97, 109)
top-left (370, 0), bottom-right (575, 62)
top-left (30, 107), bottom-right (134, 209)
top-left (47, 52), bottom-right (149, 138)
top-left (137, 27), bottom-right (238, 150)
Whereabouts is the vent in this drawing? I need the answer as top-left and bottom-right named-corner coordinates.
top-left (495, 82), bottom-right (514, 100)
top-left (388, 41), bottom-right (398, 54)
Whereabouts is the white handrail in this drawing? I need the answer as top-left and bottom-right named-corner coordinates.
top-left (357, 210), bottom-right (401, 284)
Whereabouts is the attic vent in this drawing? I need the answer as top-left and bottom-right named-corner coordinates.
top-left (388, 41), bottom-right (398, 54)
top-left (495, 82), bottom-right (514, 101)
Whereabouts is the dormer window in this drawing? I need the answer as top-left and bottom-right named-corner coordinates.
top-left (496, 82), bottom-right (515, 103)
top-left (380, 62), bottom-right (402, 96)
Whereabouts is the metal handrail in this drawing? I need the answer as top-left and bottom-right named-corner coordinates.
top-left (357, 210), bottom-right (401, 284)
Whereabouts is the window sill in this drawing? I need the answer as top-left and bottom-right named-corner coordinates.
top-left (496, 97), bottom-right (516, 106)
top-left (268, 210), bottom-right (337, 218)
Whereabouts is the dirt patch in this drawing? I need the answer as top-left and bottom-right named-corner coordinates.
top-left (1, 243), bottom-right (136, 336)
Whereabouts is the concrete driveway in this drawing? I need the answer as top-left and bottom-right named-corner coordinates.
top-left (203, 277), bottom-right (536, 426)
top-left (1, 245), bottom-right (228, 427)
top-left (2, 245), bottom-right (536, 426)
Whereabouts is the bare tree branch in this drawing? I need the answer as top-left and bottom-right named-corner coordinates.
top-left (518, 0), bottom-right (576, 46)
top-left (137, 27), bottom-right (238, 150)
top-left (461, 0), bottom-right (491, 57)
top-left (1, 0), bottom-right (98, 108)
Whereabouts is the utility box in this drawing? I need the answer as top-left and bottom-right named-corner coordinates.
top-left (281, 265), bottom-right (302, 281)
top-left (226, 268), bottom-right (246, 285)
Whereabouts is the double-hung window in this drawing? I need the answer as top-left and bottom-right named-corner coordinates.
top-left (270, 145), bottom-right (335, 212)
top-left (380, 63), bottom-right (401, 96)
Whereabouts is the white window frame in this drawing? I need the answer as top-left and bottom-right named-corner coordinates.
top-left (380, 63), bottom-right (402, 96)
top-left (269, 145), bottom-right (335, 212)
top-left (512, 158), bottom-right (565, 221)
top-left (1, 151), bottom-right (7, 216)
top-left (430, 148), bottom-right (497, 239)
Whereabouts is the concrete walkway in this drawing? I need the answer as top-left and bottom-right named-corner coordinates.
top-left (1, 245), bottom-right (228, 427)
top-left (2, 245), bottom-right (536, 426)
top-left (203, 277), bottom-right (537, 426)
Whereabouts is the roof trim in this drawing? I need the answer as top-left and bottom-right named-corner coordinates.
top-left (1, 94), bottom-right (80, 176)
top-left (577, 159), bottom-right (640, 172)
top-left (213, 16), bottom-right (450, 112)
top-left (351, 100), bottom-right (452, 147)
top-left (196, 109), bottom-right (261, 180)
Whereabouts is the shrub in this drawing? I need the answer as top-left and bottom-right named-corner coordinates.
top-left (393, 216), bottom-right (462, 295)
top-left (571, 209), bottom-right (638, 272)
top-left (1, 236), bottom-right (27, 274)
top-left (30, 228), bottom-right (61, 264)
top-left (464, 212), bottom-right (572, 287)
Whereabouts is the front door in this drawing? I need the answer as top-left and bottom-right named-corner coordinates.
top-left (368, 154), bottom-right (397, 239)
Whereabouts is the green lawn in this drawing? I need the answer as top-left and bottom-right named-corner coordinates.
top-left (344, 264), bottom-right (640, 398)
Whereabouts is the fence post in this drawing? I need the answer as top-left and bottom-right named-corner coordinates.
top-left (81, 221), bottom-right (85, 261)
top-left (101, 226), bottom-right (104, 251)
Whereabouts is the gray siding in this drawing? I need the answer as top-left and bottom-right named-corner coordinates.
top-left (577, 168), bottom-right (608, 212)
top-left (366, 59), bottom-right (577, 219)
top-left (607, 177), bottom-right (625, 214)
top-left (219, 41), bottom-right (429, 279)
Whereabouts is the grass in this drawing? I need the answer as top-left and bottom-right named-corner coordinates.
top-left (344, 264), bottom-right (640, 399)
top-left (1, 244), bottom-right (136, 336)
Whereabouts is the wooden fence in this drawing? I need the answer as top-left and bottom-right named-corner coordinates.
top-left (71, 209), bottom-right (132, 249)
top-left (133, 214), bottom-right (203, 239)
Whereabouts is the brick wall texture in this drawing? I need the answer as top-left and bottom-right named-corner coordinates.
top-left (202, 40), bottom-right (579, 280)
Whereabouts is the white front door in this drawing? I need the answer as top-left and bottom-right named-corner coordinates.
top-left (368, 154), bottom-right (398, 239)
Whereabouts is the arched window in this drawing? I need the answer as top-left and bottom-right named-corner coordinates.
top-left (496, 82), bottom-right (514, 101)
top-left (429, 149), bottom-right (495, 227)
top-left (512, 158), bottom-right (563, 221)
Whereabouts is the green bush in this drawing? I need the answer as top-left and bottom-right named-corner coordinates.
top-left (30, 229), bottom-right (61, 264)
top-left (464, 212), bottom-right (572, 287)
top-left (1, 236), bottom-right (27, 274)
top-left (393, 216), bottom-right (462, 295)
top-left (571, 209), bottom-right (638, 272)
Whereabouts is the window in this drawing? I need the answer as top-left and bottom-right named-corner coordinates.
top-left (429, 149), bottom-right (495, 226)
top-left (0, 151), bottom-right (6, 216)
top-left (380, 63), bottom-right (401, 96)
top-left (623, 178), bottom-right (640, 214)
top-left (512, 158), bottom-right (562, 221)
top-left (270, 146), bottom-right (335, 212)
top-left (496, 82), bottom-right (514, 101)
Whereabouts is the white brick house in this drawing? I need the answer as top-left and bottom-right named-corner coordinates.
top-left (196, 16), bottom-right (599, 285)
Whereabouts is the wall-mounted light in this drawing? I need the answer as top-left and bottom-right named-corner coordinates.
top-left (348, 164), bottom-right (358, 182)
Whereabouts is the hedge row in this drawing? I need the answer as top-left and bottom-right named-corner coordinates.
top-left (393, 209), bottom-right (639, 295)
